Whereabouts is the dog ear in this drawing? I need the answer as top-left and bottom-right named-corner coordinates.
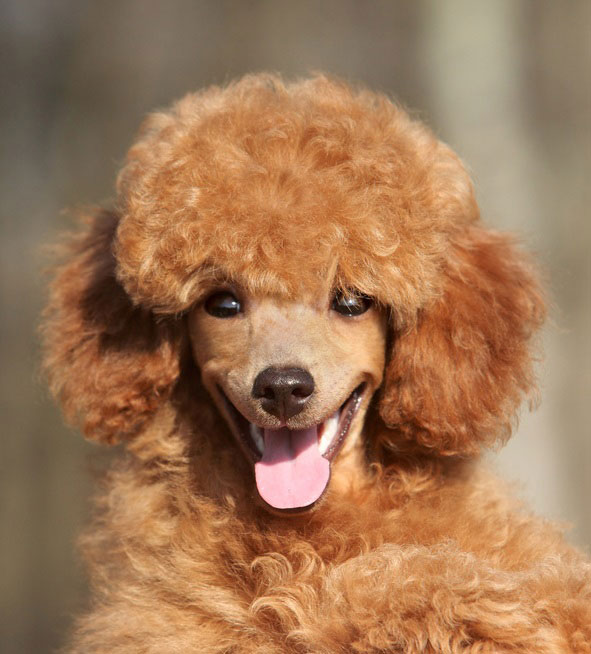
top-left (378, 226), bottom-right (546, 457)
top-left (41, 209), bottom-right (183, 444)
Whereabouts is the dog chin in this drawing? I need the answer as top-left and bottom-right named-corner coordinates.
top-left (215, 383), bottom-right (367, 512)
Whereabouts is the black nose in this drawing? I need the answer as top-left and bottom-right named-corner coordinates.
top-left (252, 367), bottom-right (315, 421)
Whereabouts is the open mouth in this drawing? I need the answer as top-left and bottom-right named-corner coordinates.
top-left (217, 383), bottom-right (366, 511)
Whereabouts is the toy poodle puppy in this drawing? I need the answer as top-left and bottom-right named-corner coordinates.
top-left (42, 73), bottom-right (590, 653)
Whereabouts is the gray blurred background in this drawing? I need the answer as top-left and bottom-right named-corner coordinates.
top-left (1, 1), bottom-right (589, 652)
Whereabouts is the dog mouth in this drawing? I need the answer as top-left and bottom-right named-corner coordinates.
top-left (217, 383), bottom-right (366, 511)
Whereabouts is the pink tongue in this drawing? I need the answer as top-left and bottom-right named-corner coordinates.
top-left (254, 427), bottom-right (330, 509)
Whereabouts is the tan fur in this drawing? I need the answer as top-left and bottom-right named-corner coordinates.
top-left (41, 73), bottom-right (590, 653)
top-left (188, 290), bottom-right (387, 483)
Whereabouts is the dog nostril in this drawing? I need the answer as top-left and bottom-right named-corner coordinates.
top-left (291, 383), bottom-right (313, 399)
top-left (252, 367), bottom-right (315, 420)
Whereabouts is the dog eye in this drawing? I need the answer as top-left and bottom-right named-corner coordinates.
top-left (331, 291), bottom-right (373, 316)
top-left (204, 291), bottom-right (242, 318)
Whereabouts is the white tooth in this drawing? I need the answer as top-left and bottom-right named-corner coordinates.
top-left (319, 410), bottom-right (340, 455)
top-left (250, 423), bottom-right (264, 454)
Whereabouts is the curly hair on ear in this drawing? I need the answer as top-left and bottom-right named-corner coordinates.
top-left (41, 209), bottom-right (184, 444)
top-left (378, 225), bottom-right (546, 458)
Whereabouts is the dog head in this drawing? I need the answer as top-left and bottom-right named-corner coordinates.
top-left (42, 74), bottom-right (545, 512)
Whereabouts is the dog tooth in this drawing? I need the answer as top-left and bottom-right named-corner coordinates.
top-left (318, 410), bottom-right (340, 455)
top-left (250, 423), bottom-right (264, 454)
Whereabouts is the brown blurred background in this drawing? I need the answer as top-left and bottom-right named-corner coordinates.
top-left (1, 1), bottom-right (589, 652)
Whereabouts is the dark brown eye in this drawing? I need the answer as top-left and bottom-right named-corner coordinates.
top-left (331, 291), bottom-right (373, 316)
top-left (204, 291), bottom-right (242, 318)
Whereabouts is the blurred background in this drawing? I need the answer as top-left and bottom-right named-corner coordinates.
top-left (1, 1), bottom-right (589, 652)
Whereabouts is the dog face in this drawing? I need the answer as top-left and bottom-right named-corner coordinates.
top-left (42, 74), bottom-right (545, 497)
top-left (188, 285), bottom-right (387, 510)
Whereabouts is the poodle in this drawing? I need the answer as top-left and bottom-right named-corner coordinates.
top-left (42, 73), bottom-right (590, 653)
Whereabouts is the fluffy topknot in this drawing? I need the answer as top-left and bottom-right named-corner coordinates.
top-left (115, 74), bottom-right (478, 325)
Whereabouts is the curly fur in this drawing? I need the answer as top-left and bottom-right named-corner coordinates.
top-left (42, 73), bottom-right (590, 653)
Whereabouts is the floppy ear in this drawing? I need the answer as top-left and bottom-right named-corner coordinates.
top-left (378, 226), bottom-right (546, 457)
top-left (41, 209), bottom-right (183, 444)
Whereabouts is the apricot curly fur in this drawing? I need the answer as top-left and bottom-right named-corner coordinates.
top-left (41, 209), bottom-right (183, 443)
top-left (379, 226), bottom-right (546, 456)
top-left (41, 73), bottom-right (590, 653)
